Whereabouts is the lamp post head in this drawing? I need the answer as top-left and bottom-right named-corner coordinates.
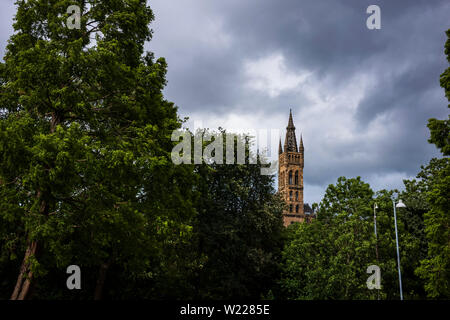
top-left (374, 203), bottom-right (378, 209)
top-left (396, 199), bottom-right (406, 208)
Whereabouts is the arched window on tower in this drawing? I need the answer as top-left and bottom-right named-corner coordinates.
top-left (289, 191), bottom-right (293, 201)
top-left (295, 191), bottom-right (298, 201)
top-left (289, 171), bottom-right (293, 185)
top-left (295, 171), bottom-right (299, 185)
top-left (289, 204), bottom-right (293, 213)
top-left (295, 205), bottom-right (299, 213)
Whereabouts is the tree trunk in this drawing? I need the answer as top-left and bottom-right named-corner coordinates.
top-left (10, 240), bottom-right (38, 300)
top-left (11, 193), bottom-right (47, 300)
top-left (94, 261), bottom-right (110, 300)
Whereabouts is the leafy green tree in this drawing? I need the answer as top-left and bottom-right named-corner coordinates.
top-left (415, 158), bottom-right (450, 298)
top-left (279, 177), bottom-right (379, 299)
top-left (415, 29), bottom-right (450, 299)
top-left (189, 130), bottom-right (285, 299)
top-left (279, 177), bottom-right (428, 300)
top-left (0, 0), bottom-right (195, 299)
top-left (427, 29), bottom-right (450, 156)
top-left (373, 189), bottom-right (426, 299)
top-left (318, 176), bottom-right (374, 221)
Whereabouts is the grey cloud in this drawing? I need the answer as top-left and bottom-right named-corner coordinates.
top-left (1, 0), bottom-right (449, 203)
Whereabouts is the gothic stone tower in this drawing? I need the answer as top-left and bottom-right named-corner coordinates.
top-left (278, 110), bottom-right (305, 226)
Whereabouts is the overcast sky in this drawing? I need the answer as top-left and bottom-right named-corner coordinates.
top-left (1, 0), bottom-right (449, 204)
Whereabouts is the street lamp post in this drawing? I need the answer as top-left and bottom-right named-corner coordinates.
top-left (374, 203), bottom-right (379, 261)
top-left (392, 198), bottom-right (406, 300)
top-left (373, 202), bottom-right (380, 300)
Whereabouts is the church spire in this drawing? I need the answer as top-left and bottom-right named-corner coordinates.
top-left (299, 134), bottom-right (304, 151)
top-left (284, 109), bottom-right (298, 152)
top-left (287, 108), bottom-right (295, 129)
top-left (279, 138), bottom-right (283, 155)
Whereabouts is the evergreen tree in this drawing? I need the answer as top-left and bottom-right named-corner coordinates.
top-left (0, 0), bottom-right (195, 299)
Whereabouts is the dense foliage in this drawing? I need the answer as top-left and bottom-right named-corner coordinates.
top-left (0, 0), bottom-right (196, 299)
top-left (191, 131), bottom-right (285, 299)
top-left (278, 177), bottom-right (428, 300)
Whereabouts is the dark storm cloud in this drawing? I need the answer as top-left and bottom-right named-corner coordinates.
top-left (215, 0), bottom-right (447, 76)
top-left (147, 0), bottom-right (449, 197)
top-left (150, 0), bottom-right (449, 114)
top-left (1, 0), bottom-right (449, 202)
top-left (355, 61), bottom-right (443, 126)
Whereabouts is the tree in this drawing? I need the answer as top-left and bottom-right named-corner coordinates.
top-left (279, 177), bottom-right (429, 300)
top-left (317, 176), bottom-right (374, 221)
top-left (415, 158), bottom-right (450, 298)
top-left (427, 29), bottom-right (450, 156)
top-left (415, 29), bottom-right (450, 299)
top-left (0, 0), bottom-right (195, 299)
top-left (373, 189), bottom-right (427, 299)
top-left (190, 130), bottom-right (285, 299)
top-left (279, 177), bottom-right (379, 299)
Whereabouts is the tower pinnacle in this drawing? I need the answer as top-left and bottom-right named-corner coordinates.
top-left (284, 109), bottom-right (298, 152)
top-left (287, 108), bottom-right (295, 130)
